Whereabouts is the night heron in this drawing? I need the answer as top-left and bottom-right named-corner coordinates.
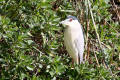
top-left (60, 16), bottom-right (84, 64)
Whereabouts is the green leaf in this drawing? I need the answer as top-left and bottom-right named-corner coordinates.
top-left (26, 65), bottom-right (34, 71)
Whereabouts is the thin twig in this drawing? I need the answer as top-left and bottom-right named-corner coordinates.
top-left (87, 0), bottom-right (102, 50)
top-left (60, 10), bottom-right (76, 13)
top-left (96, 11), bottom-right (119, 34)
top-left (87, 0), bottom-right (114, 77)
top-left (112, 0), bottom-right (120, 21)
top-left (87, 39), bottom-right (90, 60)
top-left (94, 51), bottom-right (100, 67)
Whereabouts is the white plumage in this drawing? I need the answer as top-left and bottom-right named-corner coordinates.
top-left (60, 16), bottom-right (84, 64)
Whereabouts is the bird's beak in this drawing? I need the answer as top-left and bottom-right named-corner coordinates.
top-left (59, 20), bottom-right (65, 24)
top-left (60, 19), bottom-right (69, 27)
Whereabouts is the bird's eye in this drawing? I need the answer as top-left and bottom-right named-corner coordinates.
top-left (69, 18), bottom-right (73, 22)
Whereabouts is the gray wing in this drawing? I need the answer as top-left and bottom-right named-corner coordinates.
top-left (74, 36), bottom-right (84, 64)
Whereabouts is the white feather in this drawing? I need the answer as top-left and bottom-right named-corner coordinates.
top-left (64, 20), bottom-right (84, 64)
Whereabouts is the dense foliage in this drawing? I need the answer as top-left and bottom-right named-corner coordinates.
top-left (0, 0), bottom-right (119, 79)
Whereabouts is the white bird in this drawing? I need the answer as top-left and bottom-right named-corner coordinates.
top-left (60, 16), bottom-right (84, 64)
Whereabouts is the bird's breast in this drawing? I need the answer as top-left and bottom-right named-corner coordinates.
top-left (64, 27), bottom-right (79, 54)
top-left (64, 27), bottom-right (81, 41)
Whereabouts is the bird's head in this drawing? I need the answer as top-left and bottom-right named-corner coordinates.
top-left (60, 15), bottom-right (80, 27)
